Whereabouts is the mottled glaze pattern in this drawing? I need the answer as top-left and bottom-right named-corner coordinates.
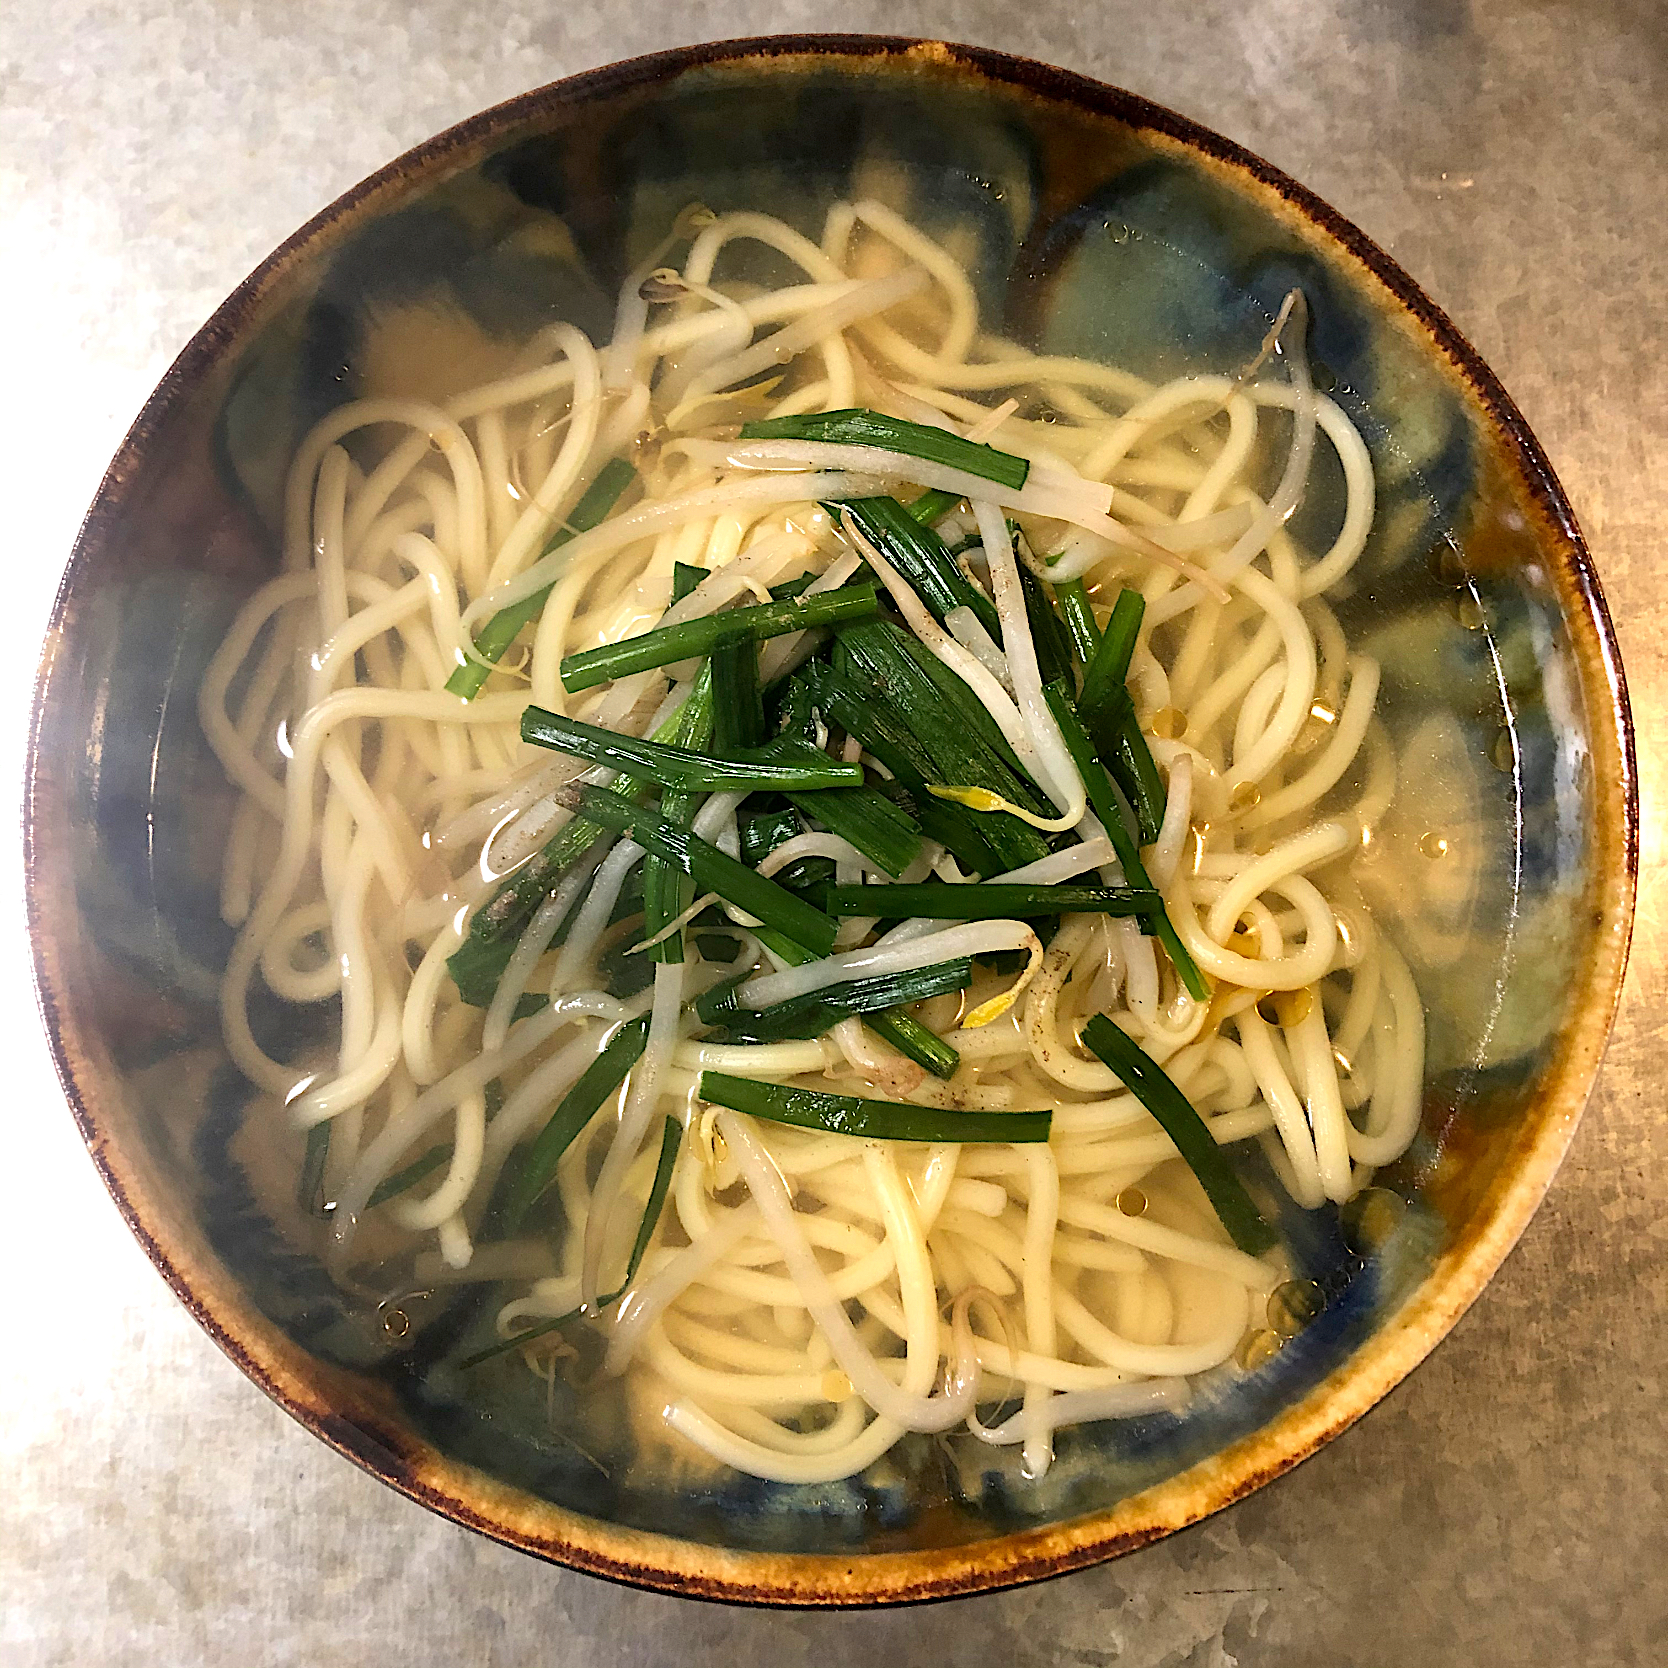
top-left (25, 37), bottom-right (1634, 1604)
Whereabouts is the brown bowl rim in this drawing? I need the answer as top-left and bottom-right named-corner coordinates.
top-left (25, 33), bottom-right (1637, 1607)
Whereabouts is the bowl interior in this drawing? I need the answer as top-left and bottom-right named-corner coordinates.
top-left (28, 40), bottom-right (1631, 1595)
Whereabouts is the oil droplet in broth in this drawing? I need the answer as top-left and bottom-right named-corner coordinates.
top-left (1257, 988), bottom-right (1311, 1027)
top-left (1236, 1328), bottom-right (1282, 1371)
top-left (1267, 1279), bottom-right (1325, 1338)
top-left (1340, 1186), bottom-right (1406, 1256)
top-left (1228, 781), bottom-right (1262, 816)
top-left (1149, 706), bottom-right (1187, 740)
top-left (1116, 1186), bottom-right (1148, 1218)
top-left (1418, 831), bottom-right (1450, 860)
top-left (1429, 539), bottom-right (1468, 587)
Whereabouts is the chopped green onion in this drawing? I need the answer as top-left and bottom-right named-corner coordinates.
top-left (1043, 682), bottom-right (1208, 1001)
top-left (907, 788), bottom-right (1003, 878)
top-left (559, 584), bottom-right (881, 693)
top-left (1080, 1015), bottom-right (1275, 1255)
top-left (830, 622), bottom-right (1050, 869)
top-left (642, 673), bottom-right (715, 966)
top-left (1072, 584), bottom-right (1165, 842)
top-left (1080, 586), bottom-right (1145, 709)
top-left (446, 458), bottom-right (635, 699)
top-left (622, 1116), bottom-right (682, 1283)
top-left (747, 925), bottom-right (961, 1079)
top-left (908, 487), bottom-right (963, 524)
top-left (783, 780), bottom-right (922, 878)
top-left (698, 1072), bottom-right (1050, 1144)
top-left (702, 958), bottom-right (973, 1044)
top-left (823, 883), bottom-right (1162, 920)
top-left (709, 634), bottom-right (765, 755)
top-left (567, 785), bottom-right (840, 958)
top-left (368, 1083), bottom-right (505, 1207)
top-left (298, 1122), bottom-right (330, 1216)
top-left (746, 732), bottom-right (922, 877)
top-left (446, 931), bottom-right (551, 1016)
top-left (738, 807), bottom-right (804, 867)
top-left (518, 707), bottom-right (863, 792)
top-left (834, 496), bottom-right (1000, 637)
top-left (1080, 683), bottom-right (1167, 845)
top-left (768, 572), bottom-right (817, 600)
top-left (1055, 578), bottom-right (1101, 663)
top-left (461, 666), bottom-right (715, 958)
top-left (866, 1010), bottom-right (962, 1079)
top-left (464, 1110), bottom-right (680, 1368)
top-left (1018, 564), bottom-right (1075, 688)
top-left (740, 408), bottom-right (1030, 491)
top-left (672, 561), bottom-right (707, 603)
top-left (643, 785), bottom-right (698, 965)
top-left (461, 816), bottom-right (605, 953)
top-left (457, 1313), bottom-right (572, 1369)
top-left (367, 1140), bottom-right (452, 1209)
top-left (500, 1017), bottom-right (649, 1232)
top-left (838, 620), bottom-right (1044, 804)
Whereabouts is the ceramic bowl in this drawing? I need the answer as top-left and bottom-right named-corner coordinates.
top-left (26, 36), bottom-right (1635, 1604)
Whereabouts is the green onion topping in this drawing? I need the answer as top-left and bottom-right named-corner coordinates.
top-left (698, 1072), bottom-right (1050, 1144)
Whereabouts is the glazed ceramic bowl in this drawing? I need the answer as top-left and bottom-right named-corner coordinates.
top-left (27, 37), bottom-right (1634, 1604)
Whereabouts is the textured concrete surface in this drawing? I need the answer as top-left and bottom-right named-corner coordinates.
top-left (3, 2), bottom-right (1664, 1664)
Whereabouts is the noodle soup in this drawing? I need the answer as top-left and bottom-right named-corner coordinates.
top-left (204, 194), bottom-right (1432, 1492)
top-left (39, 50), bottom-right (1622, 1582)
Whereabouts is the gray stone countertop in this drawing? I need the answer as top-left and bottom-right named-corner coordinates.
top-left (3, 4), bottom-right (1663, 1664)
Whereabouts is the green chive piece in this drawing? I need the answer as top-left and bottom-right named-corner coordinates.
top-left (1055, 578), bottom-right (1101, 663)
top-left (829, 621), bottom-right (1050, 867)
top-left (559, 584), bottom-right (881, 693)
top-left (834, 496), bottom-right (1000, 637)
top-left (865, 1010), bottom-right (962, 1079)
top-left (1043, 682), bottom-right (1209, 1001)
top-left (672, 561), bottom-right (707, 603)
top-left (1018, 565), bottom-right (1075, 688)
top-left (500, 1017), bottom-right (650, 1232)
top-left (642, 672), bottom-right (716, 966)
top-left (643, 784), bottom-right (697, 965)
top-left (782, 780), bottom-right (922, 878)
top-left (838, 619), bottom-right (1043, 800)
top-left (1080, 1015), bottom-right (1275, 1255)
top-left (1080, 586), bottom-right (1145, 708)
top-left (368, 1083), bottom-right (505, 1208)
top-left (747, 730), bottom-right (922, 876)
top-left (908, 487), bottom-right (963, 525)
top-left (568, 786), bottom-right (839, 958)
top-left (739, 408), bottom-right (1030, 491)
top-left (707, 958), bottom-right (973, 1044)
top-left (519, 706), bottom-right (861, 793)
top-left (822, 883), bottom-right (1162, 920)
top-left (698, 1072), bottom-right (1050, 1144)
top-left (298, 1121), bottom-right (331, 1217)
top-left (747, 927), bottom-right (961, 1079)
top-left (621, 1115), bottom-right (682, 1283)
top-left (463, 1111), bottom-right (680, 1368)
top-left (1079, 683), bottom-right (1167, 844)
top-left (738, 807), bottom-right (805, 868)
top-left (366, 1140), bottom-right (451, 1209)
top-left (459, 665), bottom-right (715, 958)
top-left (709, 634), bottom-right (765, 756)
top-left (446, 458), bottom-right (636, 699)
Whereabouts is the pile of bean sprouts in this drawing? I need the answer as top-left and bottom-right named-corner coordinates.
top-left (203, 199), bottom-right (1424, 1485)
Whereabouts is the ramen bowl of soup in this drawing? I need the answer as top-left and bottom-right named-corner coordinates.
top-left (27, 37), bottom-right (1634, 1603)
